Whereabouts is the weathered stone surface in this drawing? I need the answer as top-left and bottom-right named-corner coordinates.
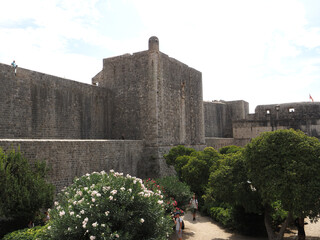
top-left (0, 63), bottom-right (112, 139)
top-left (0, 139), bottom-right (143, 192)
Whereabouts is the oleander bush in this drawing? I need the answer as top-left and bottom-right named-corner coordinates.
top-left (155, 176), bottom-right (192, 208)
top-left (46, 170), bottom-right (172, 240)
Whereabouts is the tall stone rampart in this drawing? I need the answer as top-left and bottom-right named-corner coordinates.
top-left (0, 63), bottom-right (112, 139)
top-left (0, 139), bottom-right (144, 192)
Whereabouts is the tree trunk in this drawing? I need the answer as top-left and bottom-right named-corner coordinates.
top-left (264, 205), bottom-right (277, 240)
top-left (264, 205), bottom-right (292, 240)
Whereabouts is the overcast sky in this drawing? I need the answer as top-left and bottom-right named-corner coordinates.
top-left (1, 0), bottom-right (320, 112)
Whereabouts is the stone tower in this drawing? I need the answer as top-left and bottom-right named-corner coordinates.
top-left (93, 36), bottom-right (205, 177)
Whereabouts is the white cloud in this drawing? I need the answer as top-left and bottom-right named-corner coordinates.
top-left (1, 0), bottom-right (320, 112)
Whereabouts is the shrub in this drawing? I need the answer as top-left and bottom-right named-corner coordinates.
top-left (3, 225), bottom-right (49, 240)
top-left (0, 148), bottom-right (54, 238)
top-left (219, 145), bottom-right (243, 155)
top-left (210, 205), bottom-right (233, 227)
top-left (46, 170), bottom-right (172, 240)
top-left (155, 176), bottom-right (192, 208)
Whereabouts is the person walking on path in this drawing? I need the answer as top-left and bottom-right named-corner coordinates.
top-left (173, 211), bottom-right (183, 240)
top-left (189, 193), bottom-right (198, 221)
top-left (11, 60), bottom-right (18, 76)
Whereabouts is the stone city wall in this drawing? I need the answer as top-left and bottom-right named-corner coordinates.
top-left (0, 63), bottom-right (112, 139)
top-left (0, 139), bottom-right (144, 192)
top-left (205, 137), bottom-right (250, 150)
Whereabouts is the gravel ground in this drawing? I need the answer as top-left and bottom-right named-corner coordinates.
top-left (170, 212), bottom-right (320, 240)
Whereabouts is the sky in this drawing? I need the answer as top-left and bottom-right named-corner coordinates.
top-left (1, 0), bottom-right (320, 113)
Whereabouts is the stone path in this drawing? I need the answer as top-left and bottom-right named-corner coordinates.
top-left (170, 212), bottom-right (320, 240)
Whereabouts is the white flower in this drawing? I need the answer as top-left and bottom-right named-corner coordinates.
top-left (110, 169), bottom-right (114, 173)
top-left (158, 200), bottom-right (163, 205)
top-left (111, 190), bottom-right (117, 195)
top-left (92, 222), bottom-right (98, 227)
top-left (105, 211), bottom-right (110, 216)
top-left (92, 198), bottom-right (96, 202)
top-left (84, 187), bottom-right (88, 191)
top-left (133, 180), bottom-right (137, 184)
top-left (100, 170), bottom-right (106, 174)
top-left (140, 218), bottom-right (145, 223)
top-left (109, 196), bottom-right (113, 200)
top-left (76, 190), bottom-right (83, 196)
top-left (86, 173), bottom-right (90, 177)
top-left (70, 211), bottom-right (74, 216)
top-left (120, 187), bottom-right (125, 191)
top-left (76, 215), bottom-right (81, 218)
top-left (91, 191), bottom-right (98, 196)
top-left (47, 226), bottom-right (51, 230)
top-left (101, 224), bottom-right (106, 227)
top-left (68, 227), bottom-right (71, 231)
top-left (82, 223), bottom-right (87, 229)
top-left (128, 188), bottom-right (132, 193)
top-left (54, 201), bottom-right (59, 206)
top-left (80, 210), bottom-right (85, 214)
top-left (115, 234), bottom-right (119, 238)
top-left (131, 196), bottom-right (134, 200)
top-left (59, 211), bottom-right (65, 217)
top-left (90, 236), bottom-right (96, 240)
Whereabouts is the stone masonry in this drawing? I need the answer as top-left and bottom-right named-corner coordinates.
top-left (1, 36), bottom-right (319, 192)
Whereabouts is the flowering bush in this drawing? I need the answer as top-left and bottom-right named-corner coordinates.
top-left (46, 170), bottom-right (172, 240)
top-left (144, 177), bottom-right (191, 215)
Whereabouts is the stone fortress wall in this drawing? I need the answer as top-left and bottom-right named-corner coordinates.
top-left (1, 36), bottom-right (319, 191)
top-left (0, 64), bottom-right (112, 139)
top-left (0, 37), bottom-right (204, 191)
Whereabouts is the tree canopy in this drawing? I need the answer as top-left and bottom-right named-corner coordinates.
top-left (244, 129), bottom-right (320, 239)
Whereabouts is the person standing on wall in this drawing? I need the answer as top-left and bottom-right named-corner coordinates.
top-left (11, 60), bottom-right (18, 76)
top-left (189, 193), bottom-right (198, 221)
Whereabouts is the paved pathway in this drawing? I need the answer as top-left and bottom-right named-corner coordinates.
top-left (170, 212), bottom-right (320, 240)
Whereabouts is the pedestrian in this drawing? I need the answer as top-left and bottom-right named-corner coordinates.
top-left (173, 211), bottom-right (183, 240)
top-left (28, 220), bottom-right (34, 228)
top-left (43, 211), bottom-right (50, 224)
top-left (189, 193), bottom-right (198, 221)
top-left (11, 60), bottom-right (18, 76)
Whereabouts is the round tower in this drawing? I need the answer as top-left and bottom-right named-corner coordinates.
top-left (148, 36), bottom-right (159, 51)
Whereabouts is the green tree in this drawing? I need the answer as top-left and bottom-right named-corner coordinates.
top-left (165, 146), bottom-right (220, 198)
top-left (0, 148), bottom-right (54, 235)
top-left (244, 129), bottom-right (320, 240)
top-left (205, 151), bottom-right (266, 236)
top-left (164, 145), bottom-right (195, 166)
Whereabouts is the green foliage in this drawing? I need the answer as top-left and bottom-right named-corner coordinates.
top-left (209, 205), bottom-right (233, 227)
top-left (206, 151), bottom-right (262, 213)
top-left (46, 170), bottom-right (172, 240)
top-left (165, 146), bottom-right (220, 199)
top-left (245, 129), bottom-right (320, 220)
top-left (155, 176), bottom-right (192, 208)
top-left (0, 148), bottom-right (54, 237)
top-left (3, 225), bottom-right (49, 240)
top-left (163, 145), bottom-right (195, 166)
top-left (219, 145), bottom-right (243, 155)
